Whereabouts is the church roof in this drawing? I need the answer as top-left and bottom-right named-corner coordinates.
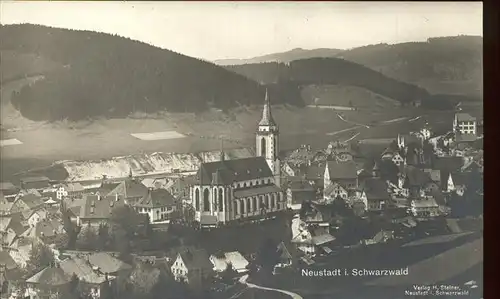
top-left (196, 157), bottom-right (273, 185)
top-left (258, 89), bottom-right (277, 127)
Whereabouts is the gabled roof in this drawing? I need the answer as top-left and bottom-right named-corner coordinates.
top-left (107, 179), bottom-right (149, 199)
top-left (0, 251), bottom-right (18, 270)
top-left (455, 133), bottom-right (477, 143)
top-left (455, 113), bottom-right (476, 122)
top-left (360, 178), bottom-right (390, 201)
top-left (62, 183), bottom-right (85, 193)
top-left (133, 189), bottom-right (176, 208)
top-left (79, 194), bottom-right (126, 220)
top-left (411, 198), bottom-right (438, 208)
top-left (24, 218), bottom-right (65, 239)
top-left (423, 169), bottom-right (441, 182)
top-left (60, 257), bottom-right (107, 284)
top-left (178, 248), bottom-right (212, 271)
top-left (276, 241), bottom-right (292, 260)
top-left (20, 176), bottom-right (50, 184)
top-left (17, 193), bottom-right (45, 210)
top-left (326, 160), bottom-right (357, 180)
top-left (26, 266), bottom-right (71, 286)
top-left (403, 166), bottom-right (431, 187)
top-left (196, 157), bottom-right (273, 185)
top-left (305, 165), bottom-right (324, 180)
top-left (88, 252), bottom-right (132, 274)
top-left (0, 182), bottom-right (17, 191)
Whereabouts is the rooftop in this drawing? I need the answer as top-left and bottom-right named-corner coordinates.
top-left (196, 157), bottom-right (273, 185)
top-left (326, 160), bottom-right (357, 180)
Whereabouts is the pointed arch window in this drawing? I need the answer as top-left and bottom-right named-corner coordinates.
top-left (261, 138), bottom-right (267, 157)
top-left (240, 199), bottom-right (245, 215)
top-left (253, 196), bottom-right (258, 213)
top-left (218, 188), bottom-right (224, 212)
top-left (203, 189), bottom-right (210, 212)
top-left (195, 189), bottom-right (200, 211)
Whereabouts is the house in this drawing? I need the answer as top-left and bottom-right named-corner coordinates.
top-left (327, 141), bottom-right (354, 162)
top-left (24, 208), bottom-right (49, 228)
top-left (25, 265), bottom-right (72, 299)
top-left (21, 218), bottom-right (65, 245)
top-left (209, 251), bottom-right (249, 274)
top-left (410, 198), bottom-right (440, 218)
top-left (322, 182), bottom-right (349, 204)
top-left (130, 188), bottom-right (177, 223)
top-left (105, 176), bottom-right (149, 202)
top-left (304, 165), bottom-right (324, 188)
top-left (397, 134), bottom-right (421, 150)
top-left (170, 247), bottom-right (213, 285)
top-left (290, 216), bottom-right (335, 256)
top-left (59, 256), bottom-right (111, 298)
top-left (446, 173), bottom-right (467, 196)
top-left (55, 183), bottom-right (85, 200)
top-left (400, 166), bottom-right (431, 198)
top-left (453, 113), bottom-right (477, 135)
top-left (282, 161), bottom-right (298, 177)
top-left (364, 230), bottom-right (394, 245)
top-left (0, 252), bottom-right (25, 299)
top-left (391, 153), bottom-right (404, 166)
top-left (324, 160), bottom-right (358, 190)
top-left (7, 238), bottom-right (33, 268)
top-left (8, 193), bottom-right (45, 217)
top-left (358, 178), bottom-right (390, 211)
top-left (275, 241), bottom-right (298, 269)
top-left (287, 181), bottom-right (316, 210)
top-left (87, 252), bottom-right (133, 277)
top-left (77, 194), bottom-right (126, 228)
top-left (0, 182), bottom-right (19, 200)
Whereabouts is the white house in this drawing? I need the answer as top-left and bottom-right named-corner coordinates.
top-left (392, 153), bottom-right (404, 166)
top-left (170, 248), bottom-right (213, 285)
top-left (209, 251), bottom-right (249, 274)
top-left (410, 198), bottom-right (439, 218)
top-left (447, 173), bottom-right (466, 196)
top-left (453, 113), bottom-right (477, 135)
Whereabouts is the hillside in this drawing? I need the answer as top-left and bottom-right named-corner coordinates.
top-left (339, 36), bottom-right (483, 98)
top-left (0, 24), bottom-right (300, 122)
top-left (221, 36), bottom-right (483, 99)
top-left (224, 58), bottom-right (429, 105)
top-left (214, 47), bottom-right (344, 65)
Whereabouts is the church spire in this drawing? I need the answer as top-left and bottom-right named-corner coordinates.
top-left (259, 88), bottom-right (276, 126)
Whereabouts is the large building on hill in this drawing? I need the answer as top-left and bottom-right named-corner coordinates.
top-left (189, 90), bottom-right (285, 225)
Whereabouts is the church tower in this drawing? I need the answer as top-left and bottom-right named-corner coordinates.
top-left (256, 89), bottom-right (281, 187)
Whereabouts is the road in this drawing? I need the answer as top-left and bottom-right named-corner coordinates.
top-left (239, 275), bottom-right (303, 299)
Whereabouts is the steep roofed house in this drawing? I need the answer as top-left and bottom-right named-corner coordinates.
top-left (130, 188), bottom-right (177, 223)
top-left (0, 251), bottom-right (25, 299)
top-left (25, 265), bottom-right (72, 299)
top-left (359, 178), bottom-right (390, 211)
top-left (322, 182), bottom-right (349, 204)
top-left (291, 222), bottom-right (335, 256)
top-left (21, 218), bottom-right (65, 246)
top-left (23, 207), bottom-right (49, 228)
top-left (446, 173), bottom-right (467, 196)
top-left (105, 176), bottom-right (149, 203)
top-left (286, 180), bottom-right (316, 210)
top-left (0, 182), bottom-right (19, 201)
top-left (19, 176), bottom-right (51, 191)
top-left (275, 241), bottom-right (299, 269)
top-left (59, 256), bottom-right (110, 298)
top-left (77, 194), bottom-right (126, 228)
top-left (55, 183), bottom-right (85, 200)
top-left (433, 156), bottom-right (464, 189)
top-left (87, 252), bottom-right (132, 277)
top-left (397, 134), bottom-right (421, 150)
top-left (401, 166), bottom-right (431, 199)
top-left (324, 160), bottom-right (358, 191)
top-left (410, 198), bottom-right (440, 218)
top-left (305, 164), bottom-right (325, 188)
top-left (209, 251), bottom-right (249, 274)
top-left (170, 247), bottom-right (213, 285)
top-left (453, 113), bottom-right (477, 135)
top-left (9, 193), bottom-right (45, 218)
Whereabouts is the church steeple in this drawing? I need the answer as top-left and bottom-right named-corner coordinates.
top-left (258, 89), bottom-right (276, 127)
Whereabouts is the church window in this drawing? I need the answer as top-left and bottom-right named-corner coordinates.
top-left (203, 189), bottom-right (210, 212)
top-left (195, 189), bottom-right (200, 211)
top-left (218, 189), bottom-right (223, 212)
top-left (247, 197), bottom-right (252, 212)
top-left (261, 138), bottom-right (267, 157)
top-left (240, 199), bottom-right (245, 215)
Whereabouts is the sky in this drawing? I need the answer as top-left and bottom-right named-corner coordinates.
top-left (0, 1), bottom-right (483, 61)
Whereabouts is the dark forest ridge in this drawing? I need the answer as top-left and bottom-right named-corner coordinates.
top-left (217, 36), bottom-right (483, 99)
top-left (0, 24), bottom-right (478, 122)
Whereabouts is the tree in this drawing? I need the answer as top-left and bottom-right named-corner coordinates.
top-left (255, 238), bottom-right (280, 274)
top-left (78, 227), bottom-right (98, 250)
top-left (27, 243), bottom-right (55, 276)
top-left (221, 262), bottom-right (238, 284)
top-left (97, 224), bottom-right (110, 251)
top-left (129, 263), bottom-right (161, 299)
top-left (53, 232), bottom-right (70, 250)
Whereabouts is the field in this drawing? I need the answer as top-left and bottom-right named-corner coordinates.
top-left (0, 77), bottom-right (482, 181)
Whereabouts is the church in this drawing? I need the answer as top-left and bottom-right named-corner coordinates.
top-left (189, 90), bottom-right (285, 225)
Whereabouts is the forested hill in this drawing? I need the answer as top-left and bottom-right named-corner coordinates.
top-left (0, 24), bottom-right (300, 121)
top-left (224, 58), bottom-right (430, 105)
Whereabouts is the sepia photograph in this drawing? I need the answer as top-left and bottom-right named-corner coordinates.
top-left (0, 1), bottom-right (483, 299)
